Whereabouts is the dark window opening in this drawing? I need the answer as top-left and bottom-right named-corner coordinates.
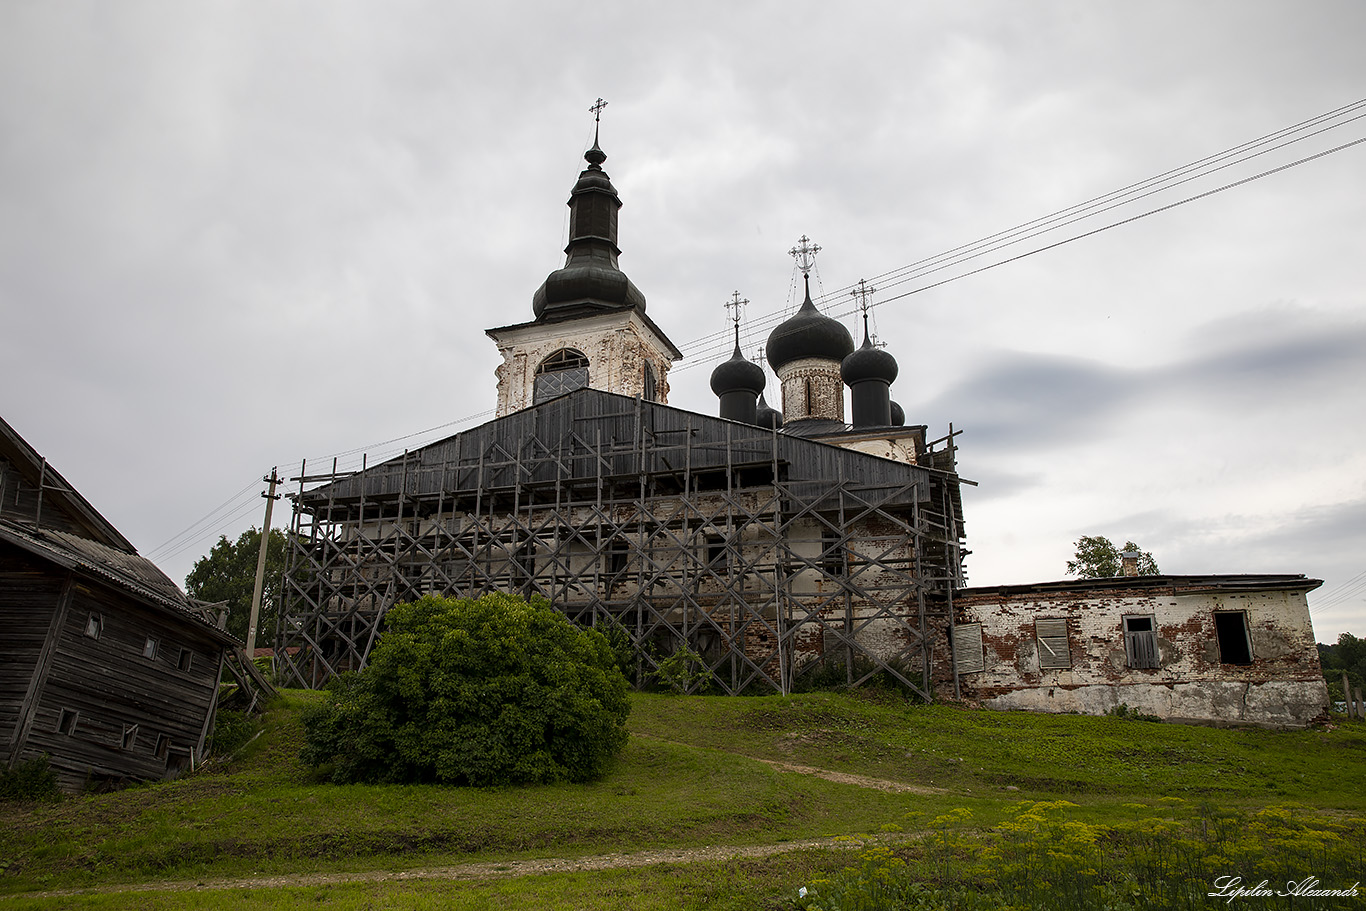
top-left (534, 348), bottom-right (590, 404)
top-left (705, 534), bottom-right (726, 570)
top-left (155, 734), bottom-right (171, 761)
top-left (143, 637), bottom-right (158, 660)
top-left (57, 709), bottom-right (79, 736)
top-left (643, 362), bottom-right (657, 401)
top-left (121, 724), bottom-right (139, 751)
top-left (605, 539), bottom-right (629, 583)
top-left (804, 378), bottom-right (813, 416)
top-left (512, 538), bottom-right (537, 591)
top-left (1214, 611), bottom-right (1253, 665)
top-left (821, 527), bottom-right (846, 577)
top-left (177, 649), bottom-right (193, 672)
top-left (84, 612), bottom-right (102, 640)
top-left (1123, 615), bottom-right (1159, 669)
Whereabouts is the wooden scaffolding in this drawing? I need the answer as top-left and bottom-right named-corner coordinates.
top-left (275, 390), bottom-right (965, 698)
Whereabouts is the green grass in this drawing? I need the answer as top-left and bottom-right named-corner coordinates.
top-left (1, 690), bottom-right (1363, 909)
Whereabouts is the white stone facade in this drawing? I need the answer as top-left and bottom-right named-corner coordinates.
top-left (486, 309), bottom-right (676, 417)
top-left (776, 357), bottom-right (845, 423)
top-left (945, 579), bottom-right (1328, 728)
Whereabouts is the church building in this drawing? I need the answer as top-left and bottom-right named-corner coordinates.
top-left (275, 119), bottom-right (1326, 726)
top-left (275, 128), bottom-right (966, 698)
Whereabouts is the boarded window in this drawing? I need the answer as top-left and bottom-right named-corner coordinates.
top-left (534, 349), bottom-right (590, 403)
top-left (121, 724), bottom-right (139, 751)
top-left (143, 637), bottom-right (158, 660)
top-left (56, 709), bottom-right (79, 736)
top-left (1123, 615), bottom-right (1160, 669)
top-left (84, 613), bottom-right (102, 639)
top-left (953, 623), bottom-right (985, 674)
top-left (1214, 611), bottom-right (1253, 665)
top-left (177, 648), bottom-right (193, 672)
top-left (1035, 618), bottom-right (1071, 669)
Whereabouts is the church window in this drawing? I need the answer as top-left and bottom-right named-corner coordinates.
top-left (534, 349), bottom-right (590, 403)
top-left (643, 362), bottom-right (657, 401)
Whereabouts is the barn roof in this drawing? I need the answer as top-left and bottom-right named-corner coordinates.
top-left (0, 519), bottom-right (239, 644)
top-left (0, 414), bottom-right (135, 551)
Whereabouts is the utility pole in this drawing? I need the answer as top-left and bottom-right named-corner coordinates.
top-left (245, 468), bottom-right (282, 656)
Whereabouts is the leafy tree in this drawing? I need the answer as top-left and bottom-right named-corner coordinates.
top-left (300, 592), bottom-right (630, 786)
top-left (185, 527), bottom-right (288, 643)
top-left (1318, 632), bottom-right (1366, 698)
top-left (1065, 535), bottom-right (1159, 578)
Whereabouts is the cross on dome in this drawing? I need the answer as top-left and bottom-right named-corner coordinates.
top-left (788, 235), bottom-right (821, 277)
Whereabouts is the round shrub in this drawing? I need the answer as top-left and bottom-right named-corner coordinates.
top-left (301, 593), bottom-right (630, 786)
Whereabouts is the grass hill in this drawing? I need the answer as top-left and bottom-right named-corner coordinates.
top-left (2, 691), bottom-right (1363, 910)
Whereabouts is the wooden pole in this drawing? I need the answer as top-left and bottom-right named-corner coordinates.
top-left (1344, 672), bottom-right (1356, 719)
top-left (245, 468), bottom-right (281, 656)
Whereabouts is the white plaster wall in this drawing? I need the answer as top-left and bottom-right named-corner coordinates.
top-left (955, 586), bottom-right (1327, 727)
top-left (489, 310), bottom-right (674, 416)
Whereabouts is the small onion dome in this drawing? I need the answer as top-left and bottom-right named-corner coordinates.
top-left (765, 278), bottom-right (854, 371)
top-left (889, 401), bottom-right (906, 426)
top-left (710, 343), bottom-right (766, 396)
top-left (756, 393), bottom-right (784, 429)
top-left (840, 334), bottom-right (899, 386)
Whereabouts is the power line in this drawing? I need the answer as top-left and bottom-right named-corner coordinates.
top-left (673, 99), bottom-right (1366, 371)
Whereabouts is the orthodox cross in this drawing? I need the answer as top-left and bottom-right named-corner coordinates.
top-left (850, 278), bottom-right (885, 347)
top-left (589, 97), bottom-right (608, 122)
top-left (788, 235), bottom-right (821, 277)
top-left (724, 291), bottom-right (749, 348)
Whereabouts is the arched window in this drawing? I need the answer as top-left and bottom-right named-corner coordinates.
top-left (534, 348), bottom-right (590, 403)
top-left (642, 362), bottom-right (657, 402)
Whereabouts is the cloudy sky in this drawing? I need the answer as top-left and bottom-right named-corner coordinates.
top-left (2, 1), bottom-right (1363, 638)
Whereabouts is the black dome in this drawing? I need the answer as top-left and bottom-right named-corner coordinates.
top-left (889, 401), bottom-right (905, 426)
top-left (533, 263), bottom-right (647, 318)
top-left (841, 335), bottom-right (899, 385)
top-left (756, 393), bottom-right (784, 429)
top-left (766, 281), bottom-right (854, 371)
top-left (710, 344), bottom-right (766, 396)
top-left (532, 140), bottom-right (647, 319)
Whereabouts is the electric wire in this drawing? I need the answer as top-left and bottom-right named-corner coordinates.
top-left (673, 99), bottom-right (1366, 370)
top-left (671, 131), bottom-right (1366, 374)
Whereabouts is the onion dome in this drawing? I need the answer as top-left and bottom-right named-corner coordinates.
top-left (840, 332), bottom-right (899, 385)
top-left (710, 341), bottom-right (766, 397)
top-left (889, 401), bottom-right (905, 426)
top-left (532, 138), bottom-right (648, 319)
top-left (756, 393), bottom-right (784, 429)
top-left (765, 276), bottom-right (854, 371)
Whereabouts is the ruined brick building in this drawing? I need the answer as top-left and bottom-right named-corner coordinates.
top-left (275, 130), bottom-right (1327, 726)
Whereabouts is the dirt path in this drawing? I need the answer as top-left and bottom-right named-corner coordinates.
top-left (19, 839), bottom-right (860, 898)
top-left (752, 757), bottom-right (949, 794)
top-left (18, 740), bottom-right (933, 899)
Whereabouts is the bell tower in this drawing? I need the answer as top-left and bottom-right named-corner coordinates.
top-left (486, 99), bottom-right (681, 416)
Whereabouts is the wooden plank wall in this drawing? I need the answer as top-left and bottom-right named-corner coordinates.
top-left (0, 547), bottom-right (58, 766)
top-left (9, 564), bottom-right (225, 791)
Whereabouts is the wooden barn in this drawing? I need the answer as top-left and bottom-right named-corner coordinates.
top-left (1, 415), bottom-right (238, 792)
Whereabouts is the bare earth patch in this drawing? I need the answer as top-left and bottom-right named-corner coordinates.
top-left (20, 839), bottom-right (857, 898)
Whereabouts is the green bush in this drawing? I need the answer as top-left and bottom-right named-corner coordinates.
top-left (0, 755), bottom-right (61, 802)
top-left (208, 708), bottom-right (258, 756)
top-left (301, 592), bottom-right (630, 786)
